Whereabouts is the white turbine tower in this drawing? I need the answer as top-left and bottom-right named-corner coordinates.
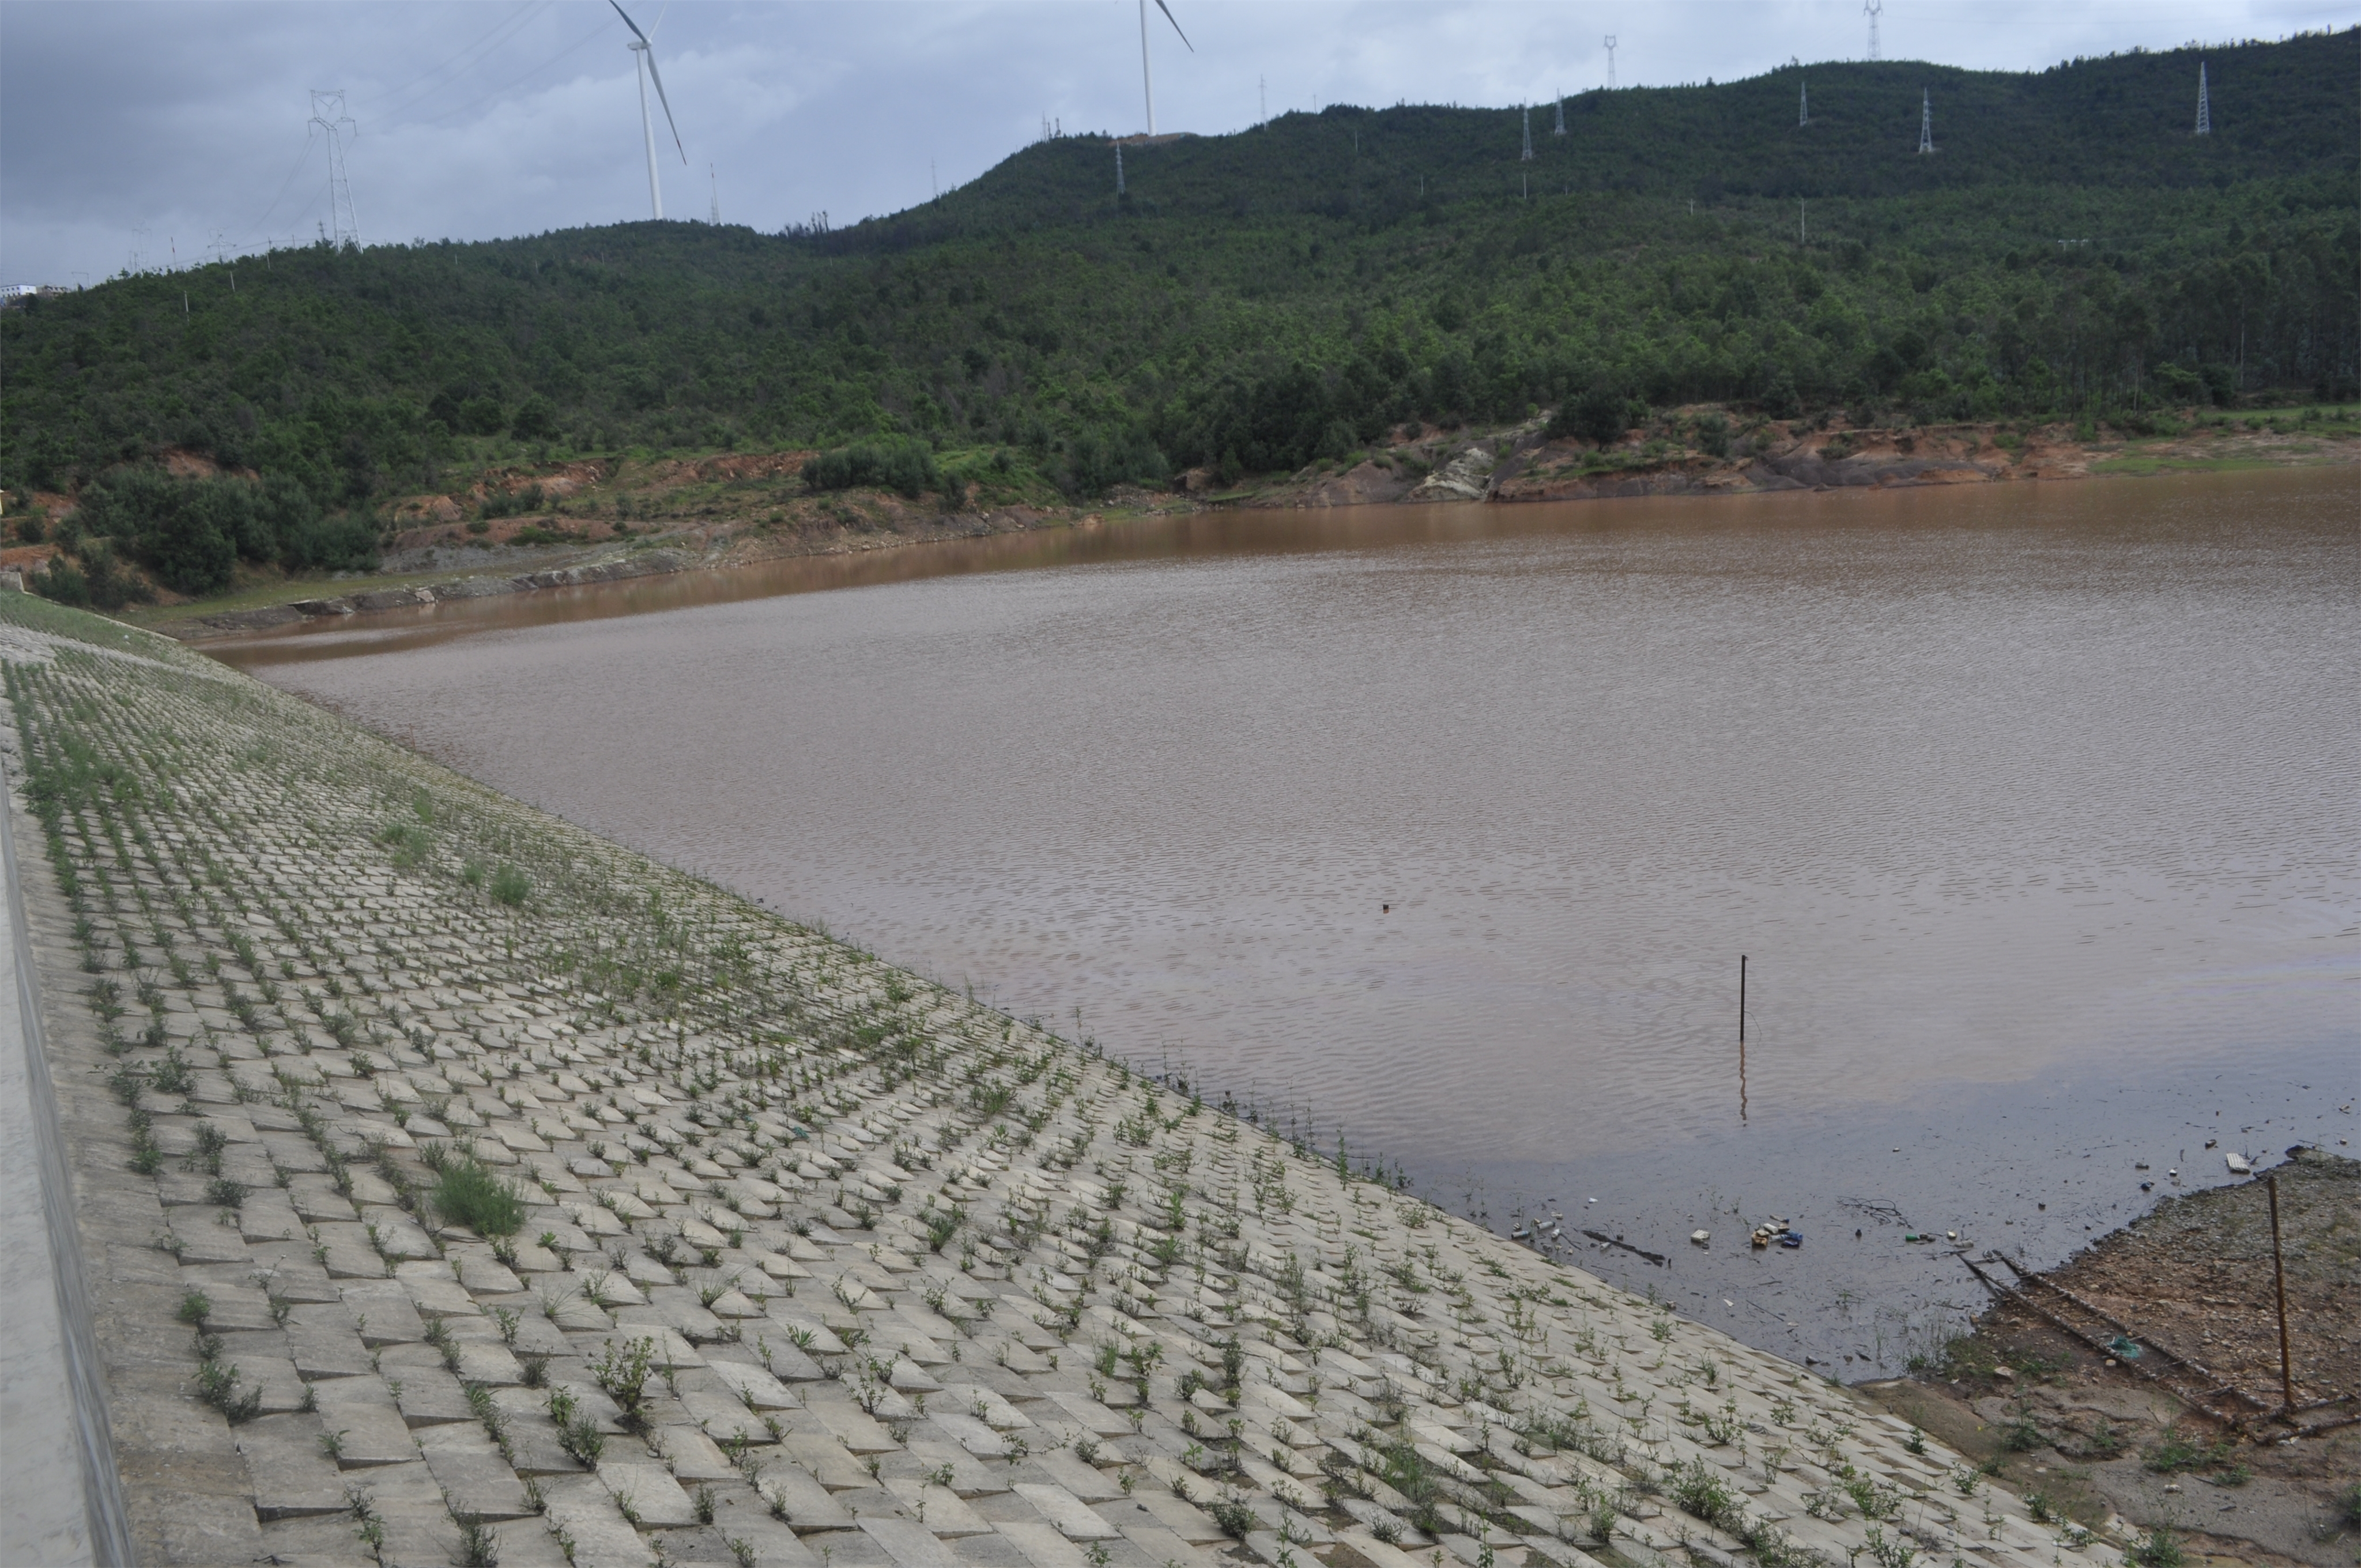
top-left (1136, 0), bottom-right (1191, 137)
top-left (610, 0), bottom-right (685, 219)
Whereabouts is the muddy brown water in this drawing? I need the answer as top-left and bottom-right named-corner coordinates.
top-left (216, 468), bottom-right (2359, 1373)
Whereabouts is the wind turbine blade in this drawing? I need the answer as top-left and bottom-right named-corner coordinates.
top-left (643, 48), bottom-right (687, 161)
top-left (608, 0), bottom-right (649, 44)
top-left (1152, 0), bottom-right (1193, 51)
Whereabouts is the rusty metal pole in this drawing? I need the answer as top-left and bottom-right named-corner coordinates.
top-left (2266, 1173), bottom-right (2294, 1411)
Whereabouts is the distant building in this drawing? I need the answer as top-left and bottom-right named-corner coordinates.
top-left (1, 284), bottom-right (65, 309)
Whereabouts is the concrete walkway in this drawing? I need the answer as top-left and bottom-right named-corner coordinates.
top-left (0, 729), bottom-right (133, 1565)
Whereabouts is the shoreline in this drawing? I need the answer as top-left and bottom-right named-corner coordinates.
top-left (1, 589), bottom-right (2132, 1567)
top-left (67, 412), bottom-right (2355, 644)
top-left (1860, 1149), bottom-right (2357, 1566)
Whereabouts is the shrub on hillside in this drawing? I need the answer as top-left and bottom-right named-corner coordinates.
top-left (1547, 382), bottom-right (1635, 446)
top-left (803, 437), bottom-right (942, 498)
top-left (73, 467), bottom-right (378, 594)
top-left (33, 557), bottom-right (90, 607)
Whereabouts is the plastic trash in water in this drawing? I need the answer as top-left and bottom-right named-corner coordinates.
top-left (1777, 1231), bottom-right (1802, 1248)
top-left (2106, 1336), bottom-right (2143, 1360)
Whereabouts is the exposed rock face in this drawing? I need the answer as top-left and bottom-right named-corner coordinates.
top-left (1409, 447), bottom-right (1500, 503)
top-left (1302, 462), bottom-right (1419, 508)
top-left (0, 595), bottom-right (2126, 1568)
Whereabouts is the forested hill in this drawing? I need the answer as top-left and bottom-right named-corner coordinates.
top-left (2, 28), bottom-right (2354, 531)
top-left (857, 31), bottom-right (2352, 243)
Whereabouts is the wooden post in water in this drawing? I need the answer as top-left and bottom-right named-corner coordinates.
top-left (1738, 955), bottom-right (1748, 1121)
top-left (2266, 1173), bottom-right (2294, 1411)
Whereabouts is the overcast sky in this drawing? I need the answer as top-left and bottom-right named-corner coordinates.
top-left (2, 1), bottom-right (2348, 284)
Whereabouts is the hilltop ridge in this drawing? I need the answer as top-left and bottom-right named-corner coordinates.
top-left (862, 32), bottom-right (2352, 244)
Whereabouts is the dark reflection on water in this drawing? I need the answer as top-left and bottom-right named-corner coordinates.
top-left (217, 469), bottom-right (2358, 1362)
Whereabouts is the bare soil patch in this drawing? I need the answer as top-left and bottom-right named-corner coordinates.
top-left (1862, 1148), bottom-right (2360, 1566)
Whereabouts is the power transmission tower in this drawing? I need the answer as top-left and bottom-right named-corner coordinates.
top-left (710, 164), bottom-right (721, 223)
top-left (1863, 0), bottom-right (1881, 62)
top-left (1917, 88), bottom-right (1935, 153)
top-left (1553, 93), bottom-right (1565, 135)
top-left (1603, 36), bottom-right (1617, 89)
top-left (1115, 141), bottom-right (1126, 195)
top-left (1260, 75), bottom-right (1266, 122)
top-left (1521, 104), bottom-right (1534, 160)
top-left (309, 91), bottom-right (359, 247)
top-left (2194, 61), bottom-right (2211, 134)
top-left (1798, 79), bottom-right (1809, 126)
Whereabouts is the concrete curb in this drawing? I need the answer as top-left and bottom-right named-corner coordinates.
top-left (0, 744), bottom-right (135, 1565)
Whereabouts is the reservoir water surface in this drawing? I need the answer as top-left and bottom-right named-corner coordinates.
top-left (217, 467), bottom-right (2358, 1370)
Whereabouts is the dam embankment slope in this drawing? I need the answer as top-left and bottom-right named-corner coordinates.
top-left (0, 592), bottom-right (2119, 1568)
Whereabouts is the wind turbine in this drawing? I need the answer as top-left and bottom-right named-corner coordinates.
top-left (1136, 0), bottom-right (1191, 137)
top-left (609, 0), bottom-right (685, 218)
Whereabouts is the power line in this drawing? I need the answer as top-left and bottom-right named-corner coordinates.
top-left (234, 128), bottom-right (320, 249)
top-left (366, 0), bottom-right (553, 117)
top-left (413, 13), bottom-right (618, 127)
